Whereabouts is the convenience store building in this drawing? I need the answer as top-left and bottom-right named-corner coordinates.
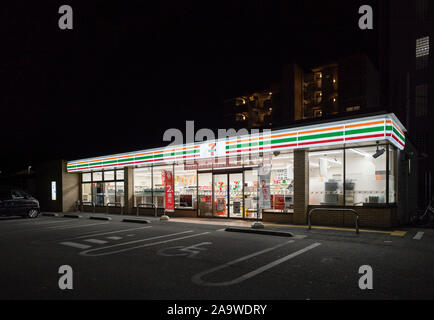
top-left (60, 113), bottom-right (416, 228)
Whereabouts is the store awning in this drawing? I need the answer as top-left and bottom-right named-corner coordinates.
top-left (67, 113), bottom-right (406, 172)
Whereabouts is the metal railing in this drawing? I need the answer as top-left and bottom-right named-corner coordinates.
top-left (80, 201), bottom-right (95, 213)
top-left (106, 202), bottom-right (123, 215)
top-left (308, 208), bottom-right (359, 234)
top-left (136, 203), bottom-right (157, 217)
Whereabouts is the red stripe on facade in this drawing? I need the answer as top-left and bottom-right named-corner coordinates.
top-left (298, 138), bottom-right (344, 146)
top-left (344, 133), bottom-right (384, 141)
top-left (225, 143), bottom-right (297, 154)
top-left (67, 154), bottom-right (200, 171)
top-left (392, 134), bottom-right (405, 147)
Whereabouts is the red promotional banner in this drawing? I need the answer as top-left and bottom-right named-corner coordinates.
top-left (163, 170), bottom-right (175, 212)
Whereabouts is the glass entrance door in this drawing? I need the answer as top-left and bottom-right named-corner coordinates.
top-left (198, 173), bottom-right (213, 217)
top-left (229, 173), bottom-right (243, 218)
top-left (213, 174), bottom-right (228, 217)
top-left (244, 169), bottom-right (259, 219)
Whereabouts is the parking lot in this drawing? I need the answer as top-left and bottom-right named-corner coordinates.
top-left (0, 213), bottom-right (433, 300)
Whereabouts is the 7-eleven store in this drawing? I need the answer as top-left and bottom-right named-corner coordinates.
top-left (63, 113), bottom-right (414, 228)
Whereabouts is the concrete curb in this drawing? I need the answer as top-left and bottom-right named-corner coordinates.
top-left (41, 213), bottom-right (59, 217)
top-left (89, 216), bottom-right (112, 221)
top-left (225, 227), bottom-right (294, 237)
top-left (122, 218), bottom-right (151, 224)
top-left (63, 214), bottom-right (83, 219)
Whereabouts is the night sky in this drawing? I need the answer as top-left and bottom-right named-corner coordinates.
top-left (2, 0), bottom-right (378, 172)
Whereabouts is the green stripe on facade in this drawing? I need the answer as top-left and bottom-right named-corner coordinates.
top-left (297, 131), bottom-right (343, 141)
top-left (392, 127), bottom-right (405, 142)
top-left (271, 137), bottom-right (297, 144)
top-left (345, 126), bottom-right (384, 136)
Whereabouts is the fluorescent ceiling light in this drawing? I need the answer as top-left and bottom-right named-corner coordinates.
top-left (349, 148), bottom-right (370, 157)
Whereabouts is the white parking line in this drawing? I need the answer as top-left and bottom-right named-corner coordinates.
top-left (67, 226), bottom-right (151, 240)
top-left (60, 242), bottom-right (91, 249)
top-left (46, 222), bottom-right (109, 230)
top-left (106, 236), bottom-right (122, 240)
top-left (84, 239), bottom-right (108, 244)
top-left (80, 230), bottom-right (210, 256)
top-left (413, 231), bottom-right (424, 240)
top-left (33, 219), bottom-right (76, 225)
top-left (192, 242), bottom-right (321, 286)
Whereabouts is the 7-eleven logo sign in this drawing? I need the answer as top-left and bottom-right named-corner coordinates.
top-left (208, 143), bottom-right (217, 156)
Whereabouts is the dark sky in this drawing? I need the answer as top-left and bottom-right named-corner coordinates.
top-left (2, 0), bottom-right (378, 172)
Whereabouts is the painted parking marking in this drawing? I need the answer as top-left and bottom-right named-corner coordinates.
top-left (192, 241), bottom-right (321, 287)
top-left (106, 236), bottom-right (122, 240)
top-left (46, 222), bottom-right (109, 230)
top-left (32, 219), bottom-right (76, 225)
top-left (84, 239), bottom-right (108, 244)
top-left (157, 242), bottom-right (212, 258)
top-left (60, 242), bottom-right (91, 249)
top-left (80, 231), bottom-right (210, 257)
top-left (413, 231), bottom-right (424, 240)
top-left (67, 226), bottom-right (151, 240)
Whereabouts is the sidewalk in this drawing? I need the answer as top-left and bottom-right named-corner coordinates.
top-left (42, 211), bottom-right (407, 236)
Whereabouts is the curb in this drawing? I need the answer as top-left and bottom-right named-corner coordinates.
top-left (89, 216), bottom-right (112, 221)
top-left (63, 214), bottom-right (83, 219)
top-left (225, 227), bottom-right (294, 237)
top-left (41, 213), bottom-right (59, 217)
top-left (122, 218), bottom-right (151, 224)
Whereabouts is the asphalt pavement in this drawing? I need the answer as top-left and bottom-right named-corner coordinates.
top-left (0, 213), bottom-right (433, 300)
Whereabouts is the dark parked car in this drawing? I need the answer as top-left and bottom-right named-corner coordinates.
top-left (0, 187), bottom-right (40, 218)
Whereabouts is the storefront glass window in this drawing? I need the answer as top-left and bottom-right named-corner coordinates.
top-left (174, 164), bottom-right (197, 209)
top-left (388, 147), bottom-right (396, 203)
top-left (116, 170), bottom-right (124, 181)
top-left (104, 171), bottom-right (115, 181)
top-left (270, 152), bottom-right (294, 212)
top-left (93, 172), bottom-right (103, 181)
top-left (116, 182), bottom-right (125, 206)
top-left (345, 146), bottom-right (387, 205)
top-left (92, 182), bottom-right (104, 206)
top-left (309, 150), bottom-right (344, 205)
top-left (82, 173), bottom-right (91, 182)
top-left (82, 183), bottom-right (92, 202)
top-left (133, 167), bottom-right (152, 206)
top-left (153, 165), bottom-right (173, 208)
top-left (104, 182), bottom-right (116, 205)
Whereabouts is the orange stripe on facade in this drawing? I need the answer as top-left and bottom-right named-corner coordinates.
top-left (392, 122), bottom-right (405, 137)
top-left (226, 132), bottom-right (296, 145)
top-left (299, 126), bottom-right (344, 135)
top-left (344, 120), bottom-right (384, 129)
top-left (68, 145), bottom-right (199, 166)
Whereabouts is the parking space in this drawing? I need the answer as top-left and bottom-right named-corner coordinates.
top-left (0, 214), bottom-right (433, 299)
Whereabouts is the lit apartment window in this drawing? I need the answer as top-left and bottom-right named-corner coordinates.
top-left (346, 106), bottom-right (360, 112)
top-left (416, 36), bottom-right (429, 70)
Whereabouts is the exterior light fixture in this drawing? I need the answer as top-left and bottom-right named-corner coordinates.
top-left (372, 142), bottom-right (385, 158)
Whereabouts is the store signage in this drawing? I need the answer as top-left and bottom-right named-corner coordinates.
top-left (258, 165), bottom-right (271, 208)
top-left (163, 170), bottom-right (174, 212)
top-left (67, 114), bottom-right (406, 172)
top-left (51, 181), bottom-right (57, 201)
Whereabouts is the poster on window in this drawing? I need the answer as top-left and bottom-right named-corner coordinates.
top-left (258, 165), bottom-right (271, 208)
top-left (163, 170), bottom-right (174, 212)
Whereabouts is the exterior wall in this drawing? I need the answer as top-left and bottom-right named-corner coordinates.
top-left (293, 149), bottom-right (308, 224)
top-left (263, 212), bottom-right (294, 224)
top-left (125, 167), bottom-right (134, 215)
top-left (308, 206), bottom-right (398, 228)
top-left (61, 161), bottom-right (79, 212)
